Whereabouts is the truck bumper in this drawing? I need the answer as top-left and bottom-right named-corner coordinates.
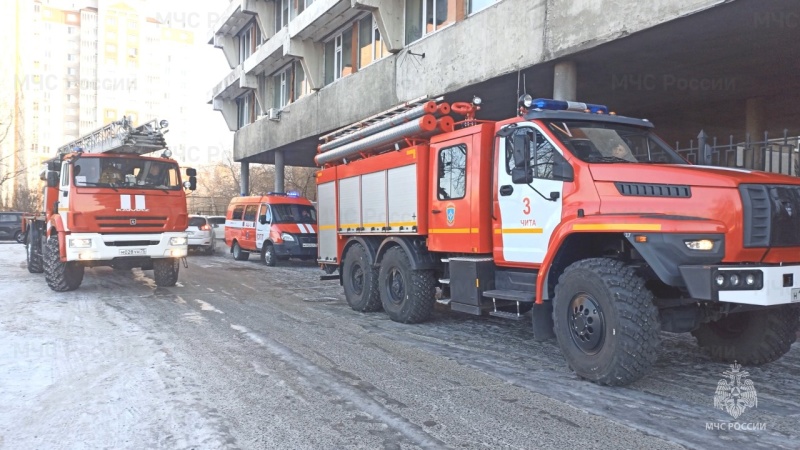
top-left (65, 232), bottom-right (188, 262)
top-left (275, 241), bottom-right (317, 259)
top-left (680, 264), bottom-right (800, 306)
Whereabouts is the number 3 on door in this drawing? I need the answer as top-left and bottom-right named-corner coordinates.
top-left (522, 197), bottom-right (531, 215)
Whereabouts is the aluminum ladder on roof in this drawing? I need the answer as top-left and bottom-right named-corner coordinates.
top-left (57, 116), bottom-right (168, 156)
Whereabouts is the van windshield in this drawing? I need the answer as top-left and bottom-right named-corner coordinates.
top-left (271, 204), bottom-right (316, 224)
top-left (73, 157), bottom-right (181, 189)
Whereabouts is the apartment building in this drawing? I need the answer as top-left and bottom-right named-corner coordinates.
top-left (208, 0), bottom-right (800, 195)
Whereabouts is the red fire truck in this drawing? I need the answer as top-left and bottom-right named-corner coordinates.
top-left (315, 96), bottom-right (800, 385)
top-left (23, 117), bottom-right (196, 291)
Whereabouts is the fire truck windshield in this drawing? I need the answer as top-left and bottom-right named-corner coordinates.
top-left (73, 157), bottom-right (181, 190)
top-left (271, 204), bottom-right (317, 224)
top-left (545, 121), bottom-right (686, 164)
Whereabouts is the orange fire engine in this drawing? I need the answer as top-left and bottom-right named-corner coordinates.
top-left (22, 117), bottom-right (197, 291)
top-left (316, 96), bottom-right (800, 386)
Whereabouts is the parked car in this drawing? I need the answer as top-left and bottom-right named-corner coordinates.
top-left (0, 212), bottom-right (24, 242)
top-left (206, 215), bottom-right (226, 243)
top-left (186, 215), bottom-right (215, 254)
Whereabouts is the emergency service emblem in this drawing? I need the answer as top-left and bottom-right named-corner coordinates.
top-left (446, 204), bottom-right (456, 226)
top-left (713, 362), bottom-right (757, 419)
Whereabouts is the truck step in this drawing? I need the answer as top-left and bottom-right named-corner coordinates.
top-left (438, 278), bottom-right (450, 284)
top-left (436, 298), bottom-right (451, 305)
top-left (488, 310), bottom-right (527, 321)
top-left (482, 289), bottom-right (535, 303)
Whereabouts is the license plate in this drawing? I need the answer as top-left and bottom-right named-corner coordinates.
top-left (792, 288), bottom-right (800, 303)
top-left (186, 231), bottom-right (195, 235)
top-left (302, 243), bottom-right (317, 248)
top-left (120, 248), bottom-right (147, 256)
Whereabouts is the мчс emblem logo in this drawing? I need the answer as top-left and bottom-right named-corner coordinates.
top-left (446, 203), bottom-right (456, 226)
top-left (714, 362), bottom-right (757, 419)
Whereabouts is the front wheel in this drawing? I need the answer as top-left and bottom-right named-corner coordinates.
top-left (692, 305), bottom-right (799, 365)
top-left (153, 258), bottom-right (180, 287)
top-left (552, 258), bottom-right (660, 386)
top-left (44, 235), bottom-right (84, 291)
top-left (378, 246), bottom-right (435, 323)
top-left (262, 243), bottom-right (276, 266)
top-left (232, 241), bottom-right (250, 261)
top-left (14, 230), bottom-right (23, 243)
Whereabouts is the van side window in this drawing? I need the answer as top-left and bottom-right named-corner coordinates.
top-left (232, 206), bottom-right (244, 220)
top-left (262, 204), bottom-right (271, 223)
top-left (244, 205), bottom-right (257, 222)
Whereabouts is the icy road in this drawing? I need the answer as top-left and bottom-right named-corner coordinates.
top-left (0, 241), bottom-right (798, 449)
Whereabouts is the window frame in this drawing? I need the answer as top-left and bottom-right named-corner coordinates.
top-left (436, 143), bottom-right (468, 200)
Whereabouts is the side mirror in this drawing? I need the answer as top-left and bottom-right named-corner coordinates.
top-left (185, 167), bottom-right (197, 177)
top-left (183, 176), bottom-right (197, 191)
top-left (511, 167), bottom-right (534, 184)
top-left (511, 132), bottom-right (531, 169)
top-left (46, 171), bottom-right (59, 188)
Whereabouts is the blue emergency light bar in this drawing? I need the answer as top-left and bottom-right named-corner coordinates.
top-left (530, 98), bottom-right (609, 114)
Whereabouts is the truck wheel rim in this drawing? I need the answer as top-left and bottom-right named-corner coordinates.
top-left (568, 293), bottom-right (604, 355)
top-left (386, 267), bottom-right (406, 305)
top-left (351, 264), bottom-right (364, 295)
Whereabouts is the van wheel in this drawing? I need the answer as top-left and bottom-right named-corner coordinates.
top-left (262, 243), bottom-right (276, 266)
top-left (232, 241), bottom-right (250, 261)
top-left (379, 246), bottom-right (436, 323)
top-left (553, 258), bottom-right (660, 386)
top-left (153, 258), bottom-right (179, 287)
top-left (44, 235), bottom-right (84, 292)
top-left (342, 243), bottom-right (381, 312)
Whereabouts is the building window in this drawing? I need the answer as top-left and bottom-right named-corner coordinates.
top-left (238, 22), bottom-right (259, 63)
top-left (469, 0), bottom-right (497, 14)
top-left (67, 54), bottom-right (77, 62)
top-left (275, 0), bottom-right (290, 31)
top-left (405, 0), bottom-right (455, 44)
top-left (324, 26), bottom-right (353, 85)
top-left (272, 61), bottom-right (308, 109)
top-left (273, 69), bottom-right (289, 109)
top-left (237, 92), bottom-right (257, 129)
top-left (358, 15), bottom-right (388, 69)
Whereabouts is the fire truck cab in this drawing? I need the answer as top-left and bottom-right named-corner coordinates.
top-left (316, 97), bottom-right (800, 386)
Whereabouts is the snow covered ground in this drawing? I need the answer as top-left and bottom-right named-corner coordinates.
top-left (0, 241), bottom-right (797, 449)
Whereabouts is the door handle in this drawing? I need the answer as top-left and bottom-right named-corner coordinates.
top-left (432, 209), bottom-right (442, 214)
top-left (499, 185), bottom-right (514, 196)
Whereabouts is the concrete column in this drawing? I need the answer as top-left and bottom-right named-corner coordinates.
top-left (274, 150), bottom-right (285, 193)
top-left (240, 161), bottom-right (250, 196)
top-left (553, 61), bottom-right (577, 101)
top-left (745, 97), bottom-right (766, 169)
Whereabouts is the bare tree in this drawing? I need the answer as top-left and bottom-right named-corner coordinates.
top-left (0, 113), bottom-right (26, 196)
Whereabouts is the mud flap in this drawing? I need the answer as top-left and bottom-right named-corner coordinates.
top-left (532, 301), bottom-right (555, 341)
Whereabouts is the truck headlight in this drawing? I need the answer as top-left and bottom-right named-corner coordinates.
top-left (684, 239), bottom-right (715, 251)
top-left (170, 237), bottom-right (187, 245)
top-left (713, 270), bottom-right (763, 290)
top-left (69, 238), bottom-right (92, 248)
top-left (281, 232), bottom-right (295, 242)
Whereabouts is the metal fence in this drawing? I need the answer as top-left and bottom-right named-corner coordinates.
top-left (674, 130), bottom-right (800, 177)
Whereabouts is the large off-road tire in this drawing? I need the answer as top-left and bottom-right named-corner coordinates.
top-left (26, 231), bottom-right (44, 274)
top-left (692, 305), bottom-right (799, 365)
top-left (261, 242), bottom-right (276, 267)
top-left (153, 258), bottom-right (180, 287)
top-left (232, 241), bottom-right (250, 261)
top-left (378, 246), bottom-right (436, 323)
top-left (553, 258), bottom-right (660, 386)
top-left (342, 243), bottom-right (381, 312)
top-left (44, 235), bottom-right (84, 292)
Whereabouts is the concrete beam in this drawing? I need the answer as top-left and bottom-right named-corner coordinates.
top-left (274, 150), bottom-right (285, 193)
top-left (240, 161), bottom-right (250, 196)
top-left (284, 38), bottom-right (324, 91)
top-left (351, 0), bottom-right (403, 53)
top-left (243, 0), bottom-right (274, 37)
top-left (553, 61), bottom-right (577, 101)
top-left (213, 98), bottom-right (239, 132)
top-left (214, 33), bottom-right (240, 69)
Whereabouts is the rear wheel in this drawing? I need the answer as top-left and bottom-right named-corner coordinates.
top-left (26, 229), bottom-right (44, 274)
top-left (44, 235), bottom-right (84, 291)
top-left (378, 246), bottom-right (435, 323)
top-left (153, 258), bottom-right (180, 287)
top-left (14, 230), bottom-right (23, 243)
top-left (692, 305), bottom-right (799, 365)
top-left (552, 258), bottom-right (660, 386)
top-left (262, 242), bottom-right (276, 266)
top-left (342, 243), bottom-right (381, 312)
top-left (232, 241), bottom-right (250, 261)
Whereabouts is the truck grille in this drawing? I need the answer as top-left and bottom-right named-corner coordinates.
top-left (95, 216), bottom-right (168, 229)
top-left (615, 182), bottom-right (691, 198)
top-left (740, 184), bottom-right (800, 247)
top-left (298, 234), bottom-right (318, 245)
